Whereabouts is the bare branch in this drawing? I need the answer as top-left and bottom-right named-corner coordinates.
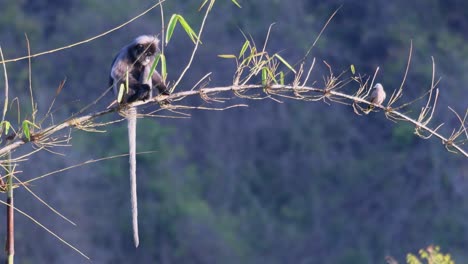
top-left (0, 81), bottom-right (465, 158)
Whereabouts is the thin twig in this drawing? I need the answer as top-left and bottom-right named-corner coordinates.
top-left (0, 0), bottom-right (167, 65)
top-left (13, 175), bottom-right (76, 226)
top-left (23, 152), bottom-right (154, 184)
top-left (171, 0), bottom-right (212, 91)
top-left (0, 200), bottom-right (89, 260)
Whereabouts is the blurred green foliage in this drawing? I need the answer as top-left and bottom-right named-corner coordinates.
top-left (407, 246), bottom-right (454, 264)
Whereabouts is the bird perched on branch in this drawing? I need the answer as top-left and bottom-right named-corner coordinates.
top-left (364, 83), bottom-right (386, 114)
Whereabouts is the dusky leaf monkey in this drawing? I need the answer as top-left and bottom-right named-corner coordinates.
top-left (109, 35), bottom-right (169, 247)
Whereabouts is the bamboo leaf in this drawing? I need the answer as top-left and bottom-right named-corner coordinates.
top-left (1, 121), bottom-right (10, 135)
top-left (24, 120), bottom-right (39, 129)
top-left (117, 83), bottom-right (125, 103)
top-left (177, 15), bottom-right (200, 44)
top-left (4, 121), bottom-right (10, 135)
top-left (250, 46), bottom-right (257, 55)
top-left (274, 54), bottom-right (296, 74)
top-left (239, 40), bottom-right (250, 58)
top-left (266, 68), bottom-right (278, 84)
top-left (166, 14), bottom-right (179, 44)
top-left (166, 15), bottom-right (201, 45)
top-left (148, 53), bottom-right (161, 81)
top-left (160, 53), bottom-right (167, 81)
top-left (22, 120), bottom-right (31, 140)
top-left (218, 54), bottom-right (237, 59)
top-left (350, 64), bottom-right (356, 75)
top-left (231, 0), bottom-right (241, 8)
top-left (199, 0), bottom-right (209, 10)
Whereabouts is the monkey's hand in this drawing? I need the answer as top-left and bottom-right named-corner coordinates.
top-left (139, 84), bottom-right (152, 101)
top-left (155, 84), bottom-right (171, 106)
top-left (157, 84), bottom-right (171, 95)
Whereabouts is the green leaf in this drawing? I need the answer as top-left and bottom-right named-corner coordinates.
top-left (117, 83), bottom-right (125, 103)
top-left (5, 121), bottom-right (10, 135)
top-left (406, 254), bottom-right (422, 264)
top-left (23, 123), bottom-right (30, 140)
top-left (231, 0), bottom-right (241, 8)
top-left (148, 53), bottom-right (161, 82)
top-left (266, 68), bottom-right (278, 84)
top-left (261, 67), bottom-right (267, 86)
top-left (22, 120), bottom-right (37, 141)
top-left (280, 71), bottom-right (284, 85)
top-left (1, 120), bottom-right (11, 135)
top-left (177, 15), bottom-right (200, 44)
top-left (199, 0), bottom-right (209, 10)
top-left (239, 40), bottom-right (250, 58)
top-left (160, 53), bottom-right (167, 81)
top-left (198, 0), bottom-right (214, 11)
top-left (218, 54), bottom-right (237, 59)
top-left (166, 14), bottom-right (201, 45)
top-left (166, 14), bottom-right (178, 44)
top-left (350, 64), bottom-right (356, 75)
top-left (420, 250), bottom-right (429, 259)
top-left (274, 54), bottom-right (296, 74)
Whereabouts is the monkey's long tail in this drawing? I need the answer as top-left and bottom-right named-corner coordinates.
top-left (127, 106), bottom-right (139, 247)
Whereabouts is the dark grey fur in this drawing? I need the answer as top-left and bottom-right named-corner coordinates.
top-left (109, 35), bottom-right (169, 103)
top-left (109, 35), bottom-right (168, 248)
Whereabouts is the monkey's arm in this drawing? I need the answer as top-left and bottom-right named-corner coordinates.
top-left (152, 71), bottom-right (170, 95)
top-left (115, 76), bottom-right (150, 103)
top-left (115, 79), bottom-right (150, 103)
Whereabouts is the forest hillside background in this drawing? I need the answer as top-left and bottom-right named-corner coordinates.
top-left (0, 0), bottom-right (467, 263)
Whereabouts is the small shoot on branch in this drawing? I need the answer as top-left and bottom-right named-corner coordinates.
top-left (22, 120), bottom-right (38, 141)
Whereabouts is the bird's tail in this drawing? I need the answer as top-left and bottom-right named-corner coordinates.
top-left (127, 106), bottom-right (139, 247)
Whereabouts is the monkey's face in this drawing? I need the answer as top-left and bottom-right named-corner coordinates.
top-left (133, 43), bottom-right (157, 66)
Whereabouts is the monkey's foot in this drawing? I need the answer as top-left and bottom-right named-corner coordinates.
top-left (158, 96), bottom-right (172, 106)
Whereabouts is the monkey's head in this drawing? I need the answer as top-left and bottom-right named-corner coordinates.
top-left (130, 35), bottom-right (160, 66)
